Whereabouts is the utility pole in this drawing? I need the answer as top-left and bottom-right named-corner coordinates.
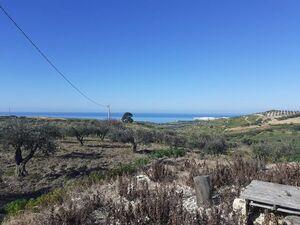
top-left (107, 105), bottom-right (111, 120)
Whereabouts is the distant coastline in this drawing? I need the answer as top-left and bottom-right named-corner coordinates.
top-left (0, 112), bottom-right (241, 123)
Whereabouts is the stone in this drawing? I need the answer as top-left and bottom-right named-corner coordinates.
top-left (254, 213), bottom-right (265, 225)
top-left (136, 174), bottom-right (151, 183)
top-left (232, 198), bottom-right (247, 216)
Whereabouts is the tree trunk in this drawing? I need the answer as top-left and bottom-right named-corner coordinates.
top-left (15, 162), bottom-right (28, 177)
top-left (80, 139), bottom-right (84, 146)
top-left (77, 136), bottom-right (84, 146)
top-left (14, 147), bottom-right (36, 177)
top-left (132, 142), bottom-right (137, 153)
top-left (15, 146), bottom-right (23, 165)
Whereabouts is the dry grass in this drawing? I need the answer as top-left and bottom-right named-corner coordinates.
top-left (3, 154), bottom-right (300, 225)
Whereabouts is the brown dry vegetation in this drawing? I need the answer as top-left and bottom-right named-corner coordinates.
top-left (2, 154), bottom-right (300, 225)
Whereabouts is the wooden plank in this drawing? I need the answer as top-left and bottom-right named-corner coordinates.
top-left (284, 216), bottom-right (300, 225)
top-left (240, 180), bottom-right (300, 210)
top-left (194, 175), bottom-right (212, 206)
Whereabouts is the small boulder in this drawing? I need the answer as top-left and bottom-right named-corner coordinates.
top-left (136, 174), bottom-right (151, 184)
top-left (232, 198), bottom-right (247, 216)
top-left (254, 213), bottom-right (265, 225)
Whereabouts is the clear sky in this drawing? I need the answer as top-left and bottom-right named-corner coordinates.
top-left (0, 0), bottom-right (299, 114)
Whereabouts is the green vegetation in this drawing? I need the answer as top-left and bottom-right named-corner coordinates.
top-left (2, 188), bottom-right (65, 216)
top-left (1, 112), bottom-right (300, 223)
top-left (121, 112), bottom-right (134, 123)
top-left (3, 199), bottom-right (28, 216)
top-left (149, 147), bottom-right (185, 158)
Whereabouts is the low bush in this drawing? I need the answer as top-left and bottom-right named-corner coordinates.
top-left (187, 134), bottom-right (227, 155)
top-left (3, 189), bottom-right (66, 216)
top-left (241, 137), bottom-right (258, 145)
top-left (26, 188), bottom-right (65, 209)
top-left (145, 160), bottom-right (175, 182)
top-left (149, 148), bottom-right (185, 158)
top-left (204, 136), bottom-right (226, 154)
top-left (252, 142), bottom-right (297, 162)
top-left (107, 182), bottom-right (242, 225)
top-left (3, 199), bottom-right (29, 216)
top-left (187, 155), bottom-right (300, 190)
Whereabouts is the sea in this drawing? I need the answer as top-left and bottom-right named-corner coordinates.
top-left (0, 112), bottom-right (241, 123)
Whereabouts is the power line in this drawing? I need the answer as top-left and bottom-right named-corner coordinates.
top-left (0, 4), bottom-right (110, 111)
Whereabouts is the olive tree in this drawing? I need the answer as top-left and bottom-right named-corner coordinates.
top-left (108, 128), bottom-right (153, 152)
top-left (67, 125), bottom-right (96, 146)
top-left (95, 124), bottom-right (110, 141)
top-left (0, 119), bottom-right (61, 177)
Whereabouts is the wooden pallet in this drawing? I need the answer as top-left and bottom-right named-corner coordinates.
top-left (240, 180), bottom-right (300, 216)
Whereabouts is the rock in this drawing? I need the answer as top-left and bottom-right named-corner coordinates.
top-left (136, 174), bottom-right (151, 184)
top-left (253, 213), bottom-right (280, 225)
top-left (175, 185), bottom-right (194, 198)
top-left (254, 213), bottom-right (265, 225)
top-left (232, 198), bottom-right (247, 216)
top-left (183, 196), bottom-right (198, 213)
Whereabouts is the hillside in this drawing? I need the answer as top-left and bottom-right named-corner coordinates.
top-left (0, 112), bottom-right (300, 224)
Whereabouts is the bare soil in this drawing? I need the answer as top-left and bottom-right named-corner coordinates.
top-left (0, 137), bottom-right (146, 209)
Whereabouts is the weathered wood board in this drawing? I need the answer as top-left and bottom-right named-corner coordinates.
top-left (285, 216), bottom-right (300, 225)
top-left (194, 175), bottom-right (212, 206)
top-left (240, 180), bottom-right (300, 211)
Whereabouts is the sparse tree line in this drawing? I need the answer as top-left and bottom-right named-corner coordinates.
top-left (0, 118), bottom-right (228, 177)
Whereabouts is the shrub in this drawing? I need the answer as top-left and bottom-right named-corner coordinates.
top-left (2, 188), bottom-right (66, 217)
top-left (107, 182), bottom-right (242, 225)
top-left (145, 160), bottom-right (174, 182)
top-left (108, 158), bottom-right (150, 178)
top-left (241, 137), bottom-right (257, 145)
top-left (204, 136), bottom-right (226, 154)
top-left (187, 134), bottom-right (227, 155)
top-left (3, 199), bottom-right (29, 215)
top-left (292, 125), bottom-right (300, 131)
top-left (149, 148), bottom-right (185, 158)
top-left (252, 142), bottom-right (297, 162)
top-left (187, 134), bottom-right (210, 149)
top-left (154, 130), bottom-right (187, 147)
top-left (26, 188), bottom-right (65, 209)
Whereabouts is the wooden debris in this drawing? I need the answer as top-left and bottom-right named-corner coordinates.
top-left (240, 180), bottom-right (300, 216)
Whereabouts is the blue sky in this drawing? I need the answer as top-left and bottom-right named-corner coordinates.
top-left (0, 0), bottom-right (299, 114)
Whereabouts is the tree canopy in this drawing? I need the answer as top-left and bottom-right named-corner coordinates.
top-left (0, 119), bottom-right (61, 177)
